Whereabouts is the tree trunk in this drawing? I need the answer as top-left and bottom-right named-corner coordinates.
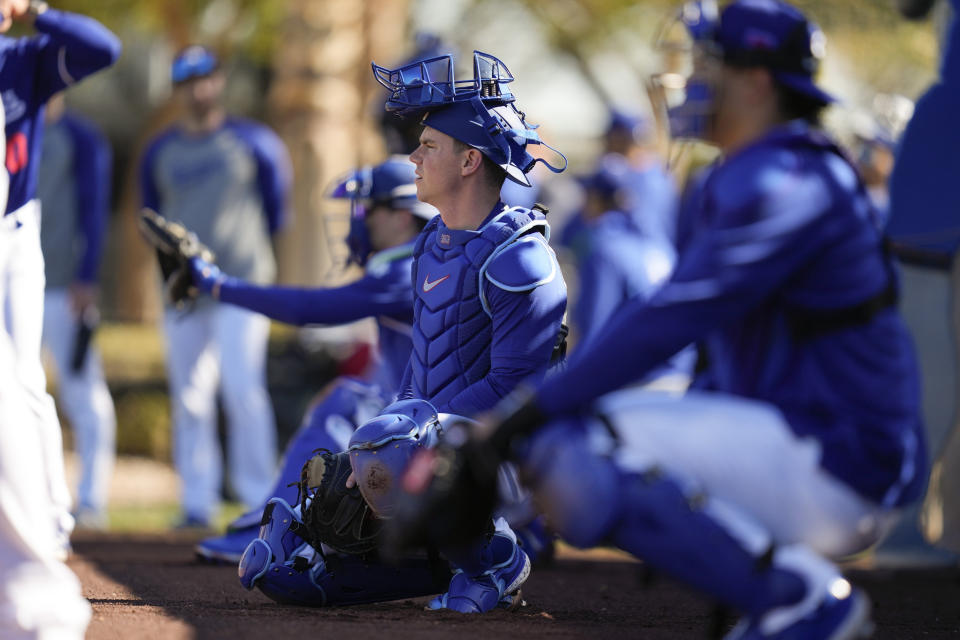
top-left (269, 0), bottom-right (410, 287)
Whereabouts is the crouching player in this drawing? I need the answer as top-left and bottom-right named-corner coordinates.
top-left (391, 2), bottom-right (927, 637)
top-left (237, 50), bottom-right (569, 613)
top-left (191, 156), bottom-right (436, 562)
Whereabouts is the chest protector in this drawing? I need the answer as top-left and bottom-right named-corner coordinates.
top-left (409, 206), bottom-right (549, 409)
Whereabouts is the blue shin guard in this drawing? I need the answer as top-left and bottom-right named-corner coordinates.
top-left (239, 498), bottom-right (450, 607)
top-left (523, 419), bottom-right (864, 634)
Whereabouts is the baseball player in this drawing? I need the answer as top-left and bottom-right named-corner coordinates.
top-left (38, 92), bottom-right (117, 530)
top-left (139, 46), bottom-right (292, 528)
top-left (191, 156), bottom-right (438, 562)
top-left (391, 2), bottom-right (927, 637)
top-left (238, 50), bottom-right (569, 613)
top-left (1, 1), bottom-right (119, 637)
top-left (571, 159), bottom-right (692, 387)
top-left (1, 0), bottom-right (120, 555)
top-left (560, 110), bottom-right (677, 258)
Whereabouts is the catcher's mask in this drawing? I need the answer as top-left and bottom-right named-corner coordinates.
top-left (327, 156), bottom-right (437, 267)
top-left (372, 50), bottom-right (566, 187)
top-left (651, 0), bottom-right (834, 143)
top-left (347, 399), bottom-right (443, 518)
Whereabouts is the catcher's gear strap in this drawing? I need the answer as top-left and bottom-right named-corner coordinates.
top-left (299, 450), bottom-right (383, 555)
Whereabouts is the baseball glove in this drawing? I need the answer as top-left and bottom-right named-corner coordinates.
top-left (137, 208), bottom-right (215, 307)
top-left (299, 449), bottom-right (384, 556)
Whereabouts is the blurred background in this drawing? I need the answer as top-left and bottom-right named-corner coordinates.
top-left (22, 0), bottom-right (947, 531)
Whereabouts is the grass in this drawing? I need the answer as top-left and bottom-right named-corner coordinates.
top-left (106, 501), bottom-right (249, 533)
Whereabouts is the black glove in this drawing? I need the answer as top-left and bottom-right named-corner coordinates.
top-left (299, 450), bottom-right (383, 555)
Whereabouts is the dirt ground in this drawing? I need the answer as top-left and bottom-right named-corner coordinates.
top-left (68, 532), bottom-right (960, 640)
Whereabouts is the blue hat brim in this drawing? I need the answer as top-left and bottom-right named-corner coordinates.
top-left (773, 71), bottom-right (836, 105)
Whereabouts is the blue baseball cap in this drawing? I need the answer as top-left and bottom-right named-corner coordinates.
top-left (579, 156), bottom-right (633, 200)
top-left (606, 109), bottom-right (652, 140)
top-left (172, 46), bottom-right (219, 84)
top-left (421, 99), bottom-right (548, 187)
top-left (713, 0), bottom-right (834, 105)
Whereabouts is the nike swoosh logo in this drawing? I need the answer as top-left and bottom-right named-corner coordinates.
top-left (422, 274), bottom-right (450, 292)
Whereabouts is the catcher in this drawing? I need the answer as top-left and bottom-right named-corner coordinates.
top-left (234, 49), bottom-right (568, 613)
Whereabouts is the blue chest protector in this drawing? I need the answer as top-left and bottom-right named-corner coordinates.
top-left (408, 205), bottom-right (555, 411)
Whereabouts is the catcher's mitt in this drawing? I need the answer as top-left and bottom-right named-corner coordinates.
top-left (137, 208), bottom-right (215, 307)
top-left (299, 449), bottom-right (384, 555)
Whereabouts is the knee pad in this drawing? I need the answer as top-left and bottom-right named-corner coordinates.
top-left (522, 419), bottom-right (621, 548)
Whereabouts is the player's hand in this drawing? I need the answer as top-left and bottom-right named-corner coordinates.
top-left (0, 0), bottom-right (29, 31)
top-left (188, 256), bottom-right (225, 298)
top-left (68, 281), bottom-right (99, 317)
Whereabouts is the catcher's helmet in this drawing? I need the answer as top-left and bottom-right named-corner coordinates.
top-left (329, 156), bottom-right (437, 266)
top-left (660, 0), bottom-right (834, 141)
top-left (347, 399), bottom-right (443, 519)
top-left (372, 50), bottom-right (566, 187)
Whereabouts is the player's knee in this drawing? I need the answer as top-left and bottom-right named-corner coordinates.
top-left (522, 420), bottom-right (621, 548)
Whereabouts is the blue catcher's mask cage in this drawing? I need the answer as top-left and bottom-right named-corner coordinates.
top-left (372, 50), bottom-right (567, 187)
top-left (329, 157), bottom-right (437, 266)
top-left (172, 46), bottom-right (219, 84)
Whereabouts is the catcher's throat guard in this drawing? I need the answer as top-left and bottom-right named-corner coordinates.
top-left (347, 399), bottom-right (443, 519)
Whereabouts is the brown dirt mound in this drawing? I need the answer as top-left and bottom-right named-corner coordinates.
top-left (69, 532), bottom-right (960, 639)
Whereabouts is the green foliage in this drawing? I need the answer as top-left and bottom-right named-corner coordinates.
top-left (113, 389), bottom-right (171, 459)
top-left (52, 0), bottom-right (286, 63)
top-left (107, 501), bottom-right (247, 532)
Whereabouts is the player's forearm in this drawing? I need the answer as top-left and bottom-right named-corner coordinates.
top-left (217, 280), bottom-right (407, 326)
top-left (35, 9), bottom-right (121, 80)
top-left (443, 355), bottom-right (551, 416)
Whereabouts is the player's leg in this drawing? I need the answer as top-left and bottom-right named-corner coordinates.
top-left (215, 304), bottom-right (277, 509)
top-left (4, 201), bottom-right (75, 551)
top-left (238, 497), bottom-right (450, 606)
top-left (163, 306), bottom-right (221, 526)
top-left (42, 288), bottom-right (116, 528)
top-left (0, 298), bottom-right (91, 639)
top-left (520, 391), bottom-right (882, 637)
top-left (595, 389), bottom-right (899, 557)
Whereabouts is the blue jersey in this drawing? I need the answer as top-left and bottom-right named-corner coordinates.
top-left (1, 10), bottom-right (120, 215)
top-left (38, 111), bottom-right (111, 287)
top-left (537, 122), bottom-right (926, 507)
top-left (216, 243), bottom-right (416, 392)
top-left (400, 203), bottom-right (567, 416)
top-left (887, 0), bottom-right (960, 261)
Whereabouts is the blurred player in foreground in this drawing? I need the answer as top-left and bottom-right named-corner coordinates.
top-left (0, 0), bottom-right (120, 636)
top-left (192, 157), bottom-right (437, 562)
top-left (139, 46), bottom-right (291, 528)
top-left (236, 50), bottom-right (568, 613)
top-left (38, 92), bottom-right (117, 531)
top-left (391, 2), bottom-right (927, 638)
